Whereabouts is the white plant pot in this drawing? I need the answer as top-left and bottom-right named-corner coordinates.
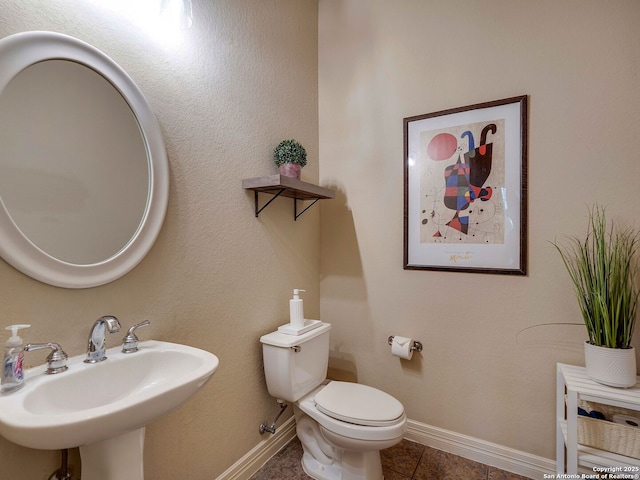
top-left (584, 341), bottom-right (638, 388)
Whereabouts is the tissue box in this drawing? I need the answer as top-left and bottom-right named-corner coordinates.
top-left (577, 399), bottom-right (640, 459)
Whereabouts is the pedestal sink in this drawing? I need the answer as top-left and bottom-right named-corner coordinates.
top-left (0, 340), bottom-right (219, 480)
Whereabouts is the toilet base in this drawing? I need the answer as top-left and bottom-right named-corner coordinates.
top-left (301, 451), bottom-right (342, 480)
top-left (301, 450), bottom-right (383, 480)
top-left (342, 450), bottom-right (383, 480)
top-left (294, 406), bottom-right (386, 480)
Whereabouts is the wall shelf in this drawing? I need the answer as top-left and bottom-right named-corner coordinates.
top-left (242, 175), bottom-right (335, 220)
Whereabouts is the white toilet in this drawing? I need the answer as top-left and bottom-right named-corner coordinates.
top-left (260, 322), bottom-right (406, 480)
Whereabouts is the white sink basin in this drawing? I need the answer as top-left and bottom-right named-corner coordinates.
top-left (0, 340), bottom-right (219, 450)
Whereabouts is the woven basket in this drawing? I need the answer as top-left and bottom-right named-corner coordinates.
top-left (577, 399), bottom-right (640, 459)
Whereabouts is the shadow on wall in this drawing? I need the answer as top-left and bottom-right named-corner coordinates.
top-left (397, 350), bottom-right (423, 376)
top-left (327, 331), bottom-right (424, 380)
top-left (319, 182), bottom-right (366, 301)
top-left (328, 343), bottom-right (358, 382)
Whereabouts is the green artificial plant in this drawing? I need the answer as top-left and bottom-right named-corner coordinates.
top-left (273, 139), bottom-right (307, 167)
top-left (552, 205), bottom-right (640, 348)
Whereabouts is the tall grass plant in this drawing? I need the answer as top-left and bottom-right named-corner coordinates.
top-left (552, 205), bottom-right (640, 348)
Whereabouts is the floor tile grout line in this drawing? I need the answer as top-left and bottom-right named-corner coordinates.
top-left (410, 444), bottom-right (426, 479)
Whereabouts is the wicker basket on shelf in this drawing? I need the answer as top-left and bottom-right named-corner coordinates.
top-left (577, 399), bottom-right (640, 459)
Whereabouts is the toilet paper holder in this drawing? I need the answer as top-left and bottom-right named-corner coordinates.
top-left (387, 336), bottom-right (423, 353)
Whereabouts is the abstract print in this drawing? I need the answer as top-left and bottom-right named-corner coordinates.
top-left (419, 119), bottom-right (505, 244)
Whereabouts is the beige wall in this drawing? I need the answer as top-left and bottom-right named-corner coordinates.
top-left (0, 1), bottom-right (318, 478)
top-left (319, 0), bottom-right (640, 461)
top-left (2, 0), bottom-right (640, 476)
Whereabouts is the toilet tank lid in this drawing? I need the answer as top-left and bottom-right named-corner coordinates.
top-left (260, 322), bottom-right (331, 348)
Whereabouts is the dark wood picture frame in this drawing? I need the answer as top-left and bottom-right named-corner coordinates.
top-left (403, 95), bottom-right (528, 275)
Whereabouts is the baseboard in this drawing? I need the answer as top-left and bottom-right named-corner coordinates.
top-left (405, 419), bottom-right (555, 479)
top-left (215, 416), bottom-right (296, 480)
top-left (215, 417), bottom-right (556, 480)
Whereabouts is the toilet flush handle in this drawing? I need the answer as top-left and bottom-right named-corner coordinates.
top-left (290, 345), bottom-right (301, 353)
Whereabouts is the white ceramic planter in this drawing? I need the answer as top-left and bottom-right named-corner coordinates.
top-left (584, 341), bottom-right (638, 388)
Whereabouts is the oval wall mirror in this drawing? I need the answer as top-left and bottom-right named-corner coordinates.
top-left (0, 31), bottom-right (169, 288)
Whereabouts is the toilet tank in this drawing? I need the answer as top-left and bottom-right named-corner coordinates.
top-left (260, 323), bottom-right (331, 402)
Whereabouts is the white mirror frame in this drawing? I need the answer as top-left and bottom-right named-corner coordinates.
top-left (0, 31), bottom-right (169, 288)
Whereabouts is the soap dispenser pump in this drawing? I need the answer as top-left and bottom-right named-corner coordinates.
top-left (289, 289), bottom-right (306, 330)
top-left (2, 324), bottom-right (30, 393)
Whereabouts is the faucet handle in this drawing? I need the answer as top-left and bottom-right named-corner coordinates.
top-left (122, 320), bottom-right (151, 354)
top-left (24, 342), bottom-right (69, 374)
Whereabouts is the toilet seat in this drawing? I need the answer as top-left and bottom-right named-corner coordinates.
top-left (297, 383), bottom-right (406, 443)
top-left (314, 381), bottom-right (404, 427)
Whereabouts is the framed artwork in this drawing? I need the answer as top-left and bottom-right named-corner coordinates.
top-left (403, 95), bottom-right (528, 275)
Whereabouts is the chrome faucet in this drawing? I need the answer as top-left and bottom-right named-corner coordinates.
top-left (122, 320), bottom-right (151, 354)
top-left (24, 342), bottom-right (68, 374)
top-left (84, 315), bottom-right (121, 363)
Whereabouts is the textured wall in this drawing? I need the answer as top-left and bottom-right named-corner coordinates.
top-left (0, 1), bottom-right (318, 478)
top-left (319, 0), bottom-right (640, 461)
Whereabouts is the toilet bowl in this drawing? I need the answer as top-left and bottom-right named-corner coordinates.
top-left (260, 322), bottom-right (406, 480)
top-left (296, 382), bottom-right (406, 480)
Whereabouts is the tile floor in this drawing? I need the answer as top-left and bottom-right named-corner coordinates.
top-left (249, 437), bottom-right (534, 479)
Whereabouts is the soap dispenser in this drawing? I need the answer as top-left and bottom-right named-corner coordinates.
top-left (289, 289), bottom-right (306, 330)
top-left (2, 324), bottom-right (30, 393)
top-left (278, 289), bottom-right (322, 335)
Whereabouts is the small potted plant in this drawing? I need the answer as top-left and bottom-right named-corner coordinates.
top-left (552, 205), bottom-right (640, 387)
top-left (274, 139), bottom-right (307, 179)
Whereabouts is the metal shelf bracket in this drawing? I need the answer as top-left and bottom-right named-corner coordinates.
top-left (254, 189), bottom-right (285, 217)
top-left (294, 198), bottom-right (320, 221)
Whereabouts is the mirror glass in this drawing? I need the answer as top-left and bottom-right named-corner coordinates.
top-left (0, 32), bottom-right (169, 288)
top-left (0, 60), bottom-right (149, 264)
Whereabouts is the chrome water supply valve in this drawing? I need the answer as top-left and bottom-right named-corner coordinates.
top-left (259, 400), bottom-right (288, 435)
